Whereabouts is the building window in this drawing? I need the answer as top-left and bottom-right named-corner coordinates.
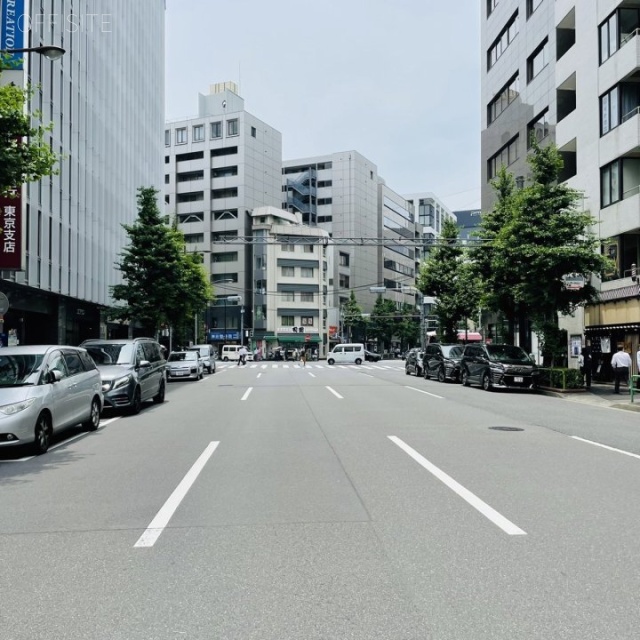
top-left (212, 273), bottom-right (238, 284)
top-left (301, 317), bottom-right (314, 326)
top-left (165, 155), bottom-right (169, 164)
top-left (227, 119), bottom-right (239, 136)
top-left (164, 129), bottom-right (170, 146)
top-left (318, 198), bottom-right (332, 205)
top-left (212, 229), bottom-right (238, 242)
top-left (527, 109), bottom-right (550, 146)
top-left (176, 127), bottom-right (187, 144)
top-left (487, 0), bottom-right (499, 16)
top-left (164, 174), bottom-right (169, 184)
top-left (488, 136), bottom-right (519, 179)
top-left (339, 275), bottom-right (350, 289)
top-left (281, 243), bottom-right (295, 252)
top-left (301, 267), bottom-right (314, 278)
top-left (601, 158), bottom-right (640, 207)
top-left (527, 39), bottom-right (549, 82)
top-left (177, 170), bottom-right (204, 182)
top-left (211, 187), bottom-right (238, 199)
top-left (303, 245), bottom-right (314, 253)
top-left (282, 266), bottom-right (295, 277)
top-left (211, 146), bottom-right (238, 157)
top-left (178, 212), bottom-right (204, 223)
top-left (339, 252), bottom-right (350, 267)
top-left (192, 124), bottom-right (204, 142)
top-left (210, 121), bottom-right (222, 138)
top-left (213, 209), bottom-right (238, 220)
top-left (601, 87), bottom-right (620, 135)
top-left (282, 292), bottom-right (295, 302)
top-left (281, 316), bottom-right (295, 327)
top-left (211, 165), bottom-right (238, 178)
top-left (526, 0), bottom-right (542, 18)
top-left (176, 191), bottom-right (204, 203)
top-left (212, 251), bottom-right (238, 263)
top-left (317, 180), bottom-right (332, 187)
top-left (184, 233), bottom-right (204, 243)
top-left (487, 12), bottom-right (519, 70)
top-left (300, 292), bottom-right (314, 302)
top-left (488, 74), bottom-right (519, 124)
top-left (318, 216), bottom-right (333, 223)
top-left (251, 126), bottom-right (256, 137)
top-left (176, 151), bottom-right (204, 162)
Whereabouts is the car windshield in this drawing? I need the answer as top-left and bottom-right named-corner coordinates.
top-left (442, 345), bottom-right (464, 358)
top-left (169, 352), bottom-right (197, 362)
top-left (0, 354), bottom-right (44, 386)
top-left (486, 345), bottom-right (532, 363)
top-left (85, 343), bottom-right (134, 365)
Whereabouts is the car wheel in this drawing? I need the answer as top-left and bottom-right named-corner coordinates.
top-left (223, 357), bottom-right (229, 362)
top-left (437, 367), bottom-right (446, 383)
top-left (405, 366), bottom-right (411, 375)
top-left (128, 386), bottom-right (142, 415)
top-left (153, 379), bottom-right (166, 404)
top-left (461, 369), bottom-right (471, 387)
top-left (328, 358), bottom-right (335, 365)
top-left (83, 397), bottom-right (101, 431)
top-left (33, 413), bottom-right (52, 454)
top-left (482, 372), bottom-right (492, 391)
top-left (424, 367), bottom-right (430, 380)
top-left (355, 358), bottom-right (362, 365)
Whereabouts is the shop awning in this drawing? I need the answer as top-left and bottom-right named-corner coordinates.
top-left (277, 334), bottom-right (320, 343)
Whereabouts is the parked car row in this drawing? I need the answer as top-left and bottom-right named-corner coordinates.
top-left (406, 343), bottom-right (539, 391)
top-left (0, 337), bottom-right (216, 456)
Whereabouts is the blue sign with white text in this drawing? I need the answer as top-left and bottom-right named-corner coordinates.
top-left (209, 330), bottom-right (240, 342)
top-left (1, 0), bottom-right (25, 69)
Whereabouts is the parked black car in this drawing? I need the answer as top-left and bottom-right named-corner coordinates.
top-left (460, 343), bottom-right (539, 391)
top-left (423, 343), bottom-right (463, 382)
top-left (405, 348), bottom-right (424, 377)
top-left (364, 350), bottom-right (382, 362)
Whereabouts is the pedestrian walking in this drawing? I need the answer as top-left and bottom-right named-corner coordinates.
top-left (579, 344), bottom-right (592, 389)
top-left (611, 344), bottom-right (631, 394)
top-left (253, 346), bottom-right (259, 362)
top-left (300, 350), bottom-right (306, 367)
top-left (238, 345), bottom-right (248, 366)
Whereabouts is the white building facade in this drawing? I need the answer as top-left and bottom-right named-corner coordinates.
top-left (0, 0), bottom-right (165, 345)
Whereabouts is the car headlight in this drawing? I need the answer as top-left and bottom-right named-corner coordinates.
top-left (113, 374), bottom-right (132, 390)
top-left (0, 397), bottom-right (37, 415)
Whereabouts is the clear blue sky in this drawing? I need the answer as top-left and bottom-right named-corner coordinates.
top-left (165, 1), bottom-right (481, 211)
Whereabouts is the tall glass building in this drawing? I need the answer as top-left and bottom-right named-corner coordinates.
top-left (0, 0), bottom-right (165, 344)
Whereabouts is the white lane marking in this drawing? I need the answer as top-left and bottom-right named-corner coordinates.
top-left (261, 364), bottom-right (267, 369)
top-left (360, 373), bottom-right (374, 377)
top-left (308, 372), bottom-right (316, 378)
top-left (388, 436), bottom-right (526, 536)
top-left (99, 417), bottom-right (120, 427)
top-left (49, 432), bottom-right (88, 451)
top-left (315, 365), bottom-right (324, 368)
top-left (326, 386), bottom-right (343, 399)
top-left (405, 385), bottom-right (444, 400)
top-left (241, 387), bottom-right (253, 401)
top-left (372, 366), bottom-right (386, 370)
top-left (135, 441), bottom-right (220, 548)
top-left (272, 364), bottom-right (277, 369)
top-left (571, 436), bottom-right (640, 460)
top-left (283, 365), bottom-right (289, 368)
top-left (257, 373), bottom-right (262, 379)
top-left (250, 364), bottom-right (257, 369)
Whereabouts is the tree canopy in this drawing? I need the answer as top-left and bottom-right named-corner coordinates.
top-left (111, 187), bottom-right (212, 341)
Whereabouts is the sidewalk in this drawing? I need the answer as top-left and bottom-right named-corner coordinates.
top-left (540, 382), bottom-right (640, 412)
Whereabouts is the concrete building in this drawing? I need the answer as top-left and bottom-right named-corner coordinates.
top-left (164, 82), bottom-right (283, 348)
top-left (0, 0), bottom-right (165, 345)
top-left (250, 206), bottom-right (329, 358)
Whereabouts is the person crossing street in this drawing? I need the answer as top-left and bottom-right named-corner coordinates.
top-left (238, 345), bottom-right (248, 366)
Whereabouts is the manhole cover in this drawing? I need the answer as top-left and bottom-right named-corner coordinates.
top-left (489, 426), bottom-right (524, 432)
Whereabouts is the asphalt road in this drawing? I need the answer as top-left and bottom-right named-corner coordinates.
top-left (2, 360), bottom-right (640, 639)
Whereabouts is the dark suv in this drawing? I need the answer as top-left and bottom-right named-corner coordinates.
top-left (460, 343), bottom-right (539, 391)
top-left (423, 343), bottom-right (464, 382)
top-left (82, 338), bottom-right (167, 413)
top-left (404, 348), bottom-right (424, 377)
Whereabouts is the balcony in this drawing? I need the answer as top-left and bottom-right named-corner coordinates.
top-left (599, 29), bottom-right (640, 92)
top-left (600, 108), bottom-right (640, 166)
top-left (599, 191), bottom-right (640, 238)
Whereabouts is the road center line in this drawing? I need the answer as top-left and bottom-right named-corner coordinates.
top-left (405, 385), bottom-right (444, 399)
top-left (388, 436), bottom-right (526, 536)
top-left (257, 372), bottom-right (262, 379)
top-left (134, 441), bottom-right (220, 548)
top-left (241, 387), bottom-right (253, 401)
top-left (571, 436), bottom-right (640, 460)
top-left (326, 386), bottom-right (343, 399)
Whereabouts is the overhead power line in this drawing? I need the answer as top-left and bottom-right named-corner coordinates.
top-left (209, 236), bottom-right (485, 247)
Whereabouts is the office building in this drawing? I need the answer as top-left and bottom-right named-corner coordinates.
top-left (164, 82), bottom-right (283, 346)
top-left (0, 0), bottom-right (165, 345)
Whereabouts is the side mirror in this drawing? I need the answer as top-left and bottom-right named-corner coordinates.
top-left (48, 370), bottom-right (63, 384)
top-left (138, 359), bottom-right (151, 368)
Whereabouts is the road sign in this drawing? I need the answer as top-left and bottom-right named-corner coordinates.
top-left (0, 292), bottom-right (9, 315)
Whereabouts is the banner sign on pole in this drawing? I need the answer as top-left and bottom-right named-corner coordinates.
top-left (1, 0), bottom-right (25, 69)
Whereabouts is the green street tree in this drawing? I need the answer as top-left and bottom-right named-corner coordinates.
top-left (341, 291), bottom-right (363, 342)
top-left (0, 65), bottom-right (59, 194)
top-left (418, 217), bottom-right (479, 343)
top-left (396, 302), bottom-right (420, 349)
top-left (472, 141), bottom-right (612, 363)
top-left (368, 296), bottom-right (397, 352)
top-left (111, 187), bottom-right (212, 339)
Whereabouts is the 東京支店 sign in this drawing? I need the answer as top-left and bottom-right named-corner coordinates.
top-left (0, 187), bottom-right (24, 270)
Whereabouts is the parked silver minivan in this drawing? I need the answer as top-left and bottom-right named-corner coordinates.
top-left (0, 345), bottom-right (103, 454)
top-left (188, 344), bottom-right (216, 373)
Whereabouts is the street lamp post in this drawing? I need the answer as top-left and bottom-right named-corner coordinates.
top-left (0, 45), bottom-right (66, 60)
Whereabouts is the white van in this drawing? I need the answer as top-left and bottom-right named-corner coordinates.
top-left (188, 344), bottom-right (216, 373)
top-left (327, 343), bottom-right (365, 365)
top-left (221, 345), bottom-right (241, 361)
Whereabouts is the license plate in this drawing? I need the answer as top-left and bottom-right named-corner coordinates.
top-left (514, 376), bottom-right (523, 383)
top-left (175, 371), bottom-right (188, 376)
